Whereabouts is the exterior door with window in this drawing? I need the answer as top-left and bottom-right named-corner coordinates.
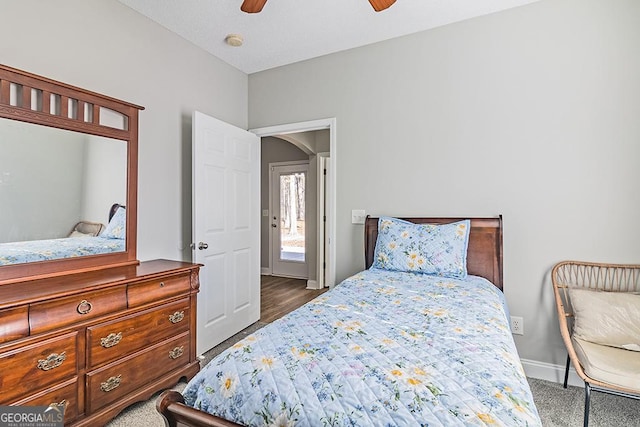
top-left (270, 163), bottom-right (308, 278)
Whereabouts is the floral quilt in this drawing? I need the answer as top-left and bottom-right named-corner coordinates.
top-left (183, 269), bottom-right (541, 426)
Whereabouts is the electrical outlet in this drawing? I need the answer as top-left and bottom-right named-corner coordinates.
top-left (510, 316), bottom-right (524, 335)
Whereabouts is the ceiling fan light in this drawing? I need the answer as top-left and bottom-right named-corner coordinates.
top-left (368, 0), bottom-right (397, 12)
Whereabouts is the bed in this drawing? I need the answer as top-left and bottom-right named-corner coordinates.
top-left (157, 216), bottom-right (541, 426)
top-left (0, 203), bottom-right (126, 266)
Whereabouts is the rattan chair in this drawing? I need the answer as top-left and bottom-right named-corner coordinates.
top-left (552, 261), bottom-right (640, 426)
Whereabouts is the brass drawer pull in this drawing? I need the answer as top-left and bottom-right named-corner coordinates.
top-left (37, 352), bottom-right (66, 371)
top-left (169, 311), bottom-right (185, 324)
top-left (100, 375), bottom-right (122, 392)
top-left (100, 332), bottom-right (123, 348)
top-left (169, 346), bottom-right (184, 360)
top-left (49, 399), bottom-right (67, 409)
top-left (77, 300), bottom-right (92, 315)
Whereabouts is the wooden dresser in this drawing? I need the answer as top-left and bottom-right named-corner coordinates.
top-left (0, 259), bottom-right (200, 426)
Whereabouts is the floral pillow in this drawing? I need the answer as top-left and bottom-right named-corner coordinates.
top-left (101, 206), bottom-right (126, 240)
top-left (371, 217), bottom-right (471, 278)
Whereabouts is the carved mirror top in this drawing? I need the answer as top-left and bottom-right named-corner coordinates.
top-left (0, 64), bottom-right (144, 285)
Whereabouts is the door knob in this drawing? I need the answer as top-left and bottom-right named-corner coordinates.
top-left (198, 242), bottom-right (208, 250)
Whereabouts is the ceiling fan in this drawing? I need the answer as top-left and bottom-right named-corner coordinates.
top-left (241, 0), bottom-right (397, 13)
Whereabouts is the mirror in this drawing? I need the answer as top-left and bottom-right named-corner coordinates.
top-left (0, 117), bottom-right (127, 265)
top-left (0, 63), bottom-right (143, 284)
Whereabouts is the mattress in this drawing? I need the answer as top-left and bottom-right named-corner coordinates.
top-left (183, 268), bottom-right (541, 426)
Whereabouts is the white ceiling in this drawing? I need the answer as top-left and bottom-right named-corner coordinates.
top-left (118, 0), bottom-right (539, 74)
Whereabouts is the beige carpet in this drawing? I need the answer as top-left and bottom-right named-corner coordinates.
top-left (105, 381), bottom-right (187, 427)
top-left (107, 322), bottom-right (640, 426)
top-left (527, 378), bottom-right (640, 427)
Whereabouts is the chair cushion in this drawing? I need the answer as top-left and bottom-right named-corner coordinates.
top-left (569, 288), bottom-right (640, 351)
top-left (573, 337), bottom-right (640, 391)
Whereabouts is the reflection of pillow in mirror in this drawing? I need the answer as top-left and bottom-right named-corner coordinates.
top-left (101, 207), bottom-right (126, 239)
top-left (69, 231), bottom-right (93, 238)
top-left (73, 221), bottom-right (104, 236)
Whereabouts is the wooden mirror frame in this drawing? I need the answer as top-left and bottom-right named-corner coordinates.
top-left (0, 64), bottom-right (144, 284)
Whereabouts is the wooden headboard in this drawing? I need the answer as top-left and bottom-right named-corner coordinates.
top-left (109, 203), bottom-right (125, 222)
top-left (364, 216), bottom-right (504, 290)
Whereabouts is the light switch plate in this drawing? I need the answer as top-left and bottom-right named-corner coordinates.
top-left (352, 209), bottom-right (366, 224)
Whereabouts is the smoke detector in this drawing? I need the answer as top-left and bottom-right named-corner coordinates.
top-left (224, 34), bottom-right (243, 47)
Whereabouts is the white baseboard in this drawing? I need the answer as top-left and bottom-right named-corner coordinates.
top-left (261, 267), bottom-right (271, 275)
top-left (521, 358), bottom-right (583, 388)
top-left (306, 280), bottom-right (318, 290)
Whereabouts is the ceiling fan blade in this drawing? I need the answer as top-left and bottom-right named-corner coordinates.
top-left (368, 0), bottom-right (396, 12)
top-left (241, 0), bottom-right (268, 13)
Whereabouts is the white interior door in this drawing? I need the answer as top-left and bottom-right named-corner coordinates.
top-left (270, 163), bottom-right (309, 279)
top-left (193, 111), bottom-right (260, 356)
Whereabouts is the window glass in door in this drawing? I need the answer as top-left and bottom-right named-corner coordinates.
top-left (279, 171), bottom-right (305, 262)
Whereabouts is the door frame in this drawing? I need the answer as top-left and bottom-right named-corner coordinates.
top-left (251, 118), bottom-right (337, 288)
top-left (317, 153), bottom-right (329, 288)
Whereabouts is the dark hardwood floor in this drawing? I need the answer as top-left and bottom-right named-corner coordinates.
top-left (260, 275), bottom-right (328, 323)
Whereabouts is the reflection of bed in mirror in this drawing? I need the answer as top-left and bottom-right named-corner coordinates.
top-left (0, 203), bottom-right (126, 266)
top-left (0, 112), bottom-right (128, 267)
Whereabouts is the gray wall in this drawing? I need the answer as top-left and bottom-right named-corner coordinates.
top-left (81, 136), bottom-right (128, 226)
top-left (248, 0), bottom-right (640, 370)
top-left (0, 120), bottom-right (128, 243)
top-left (1, 0), bottom-right (248, 261)
top-left (0, 120), bottom-right (86, 242)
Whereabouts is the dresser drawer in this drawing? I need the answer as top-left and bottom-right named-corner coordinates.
top-left (86, 332), bottom-right (190, 413)
top-left (0, 306), bottom-right (29, 344)
top-left (11, 378), bottom-right (78, 424)
top-left (30, 287), bottom-right (127, 335)
top-left (87, 298), bottom-right (191, 369)
top-left (127, 274), bottom-right (191, 307)
top-left (0, 332), bottom-right (77, 404)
